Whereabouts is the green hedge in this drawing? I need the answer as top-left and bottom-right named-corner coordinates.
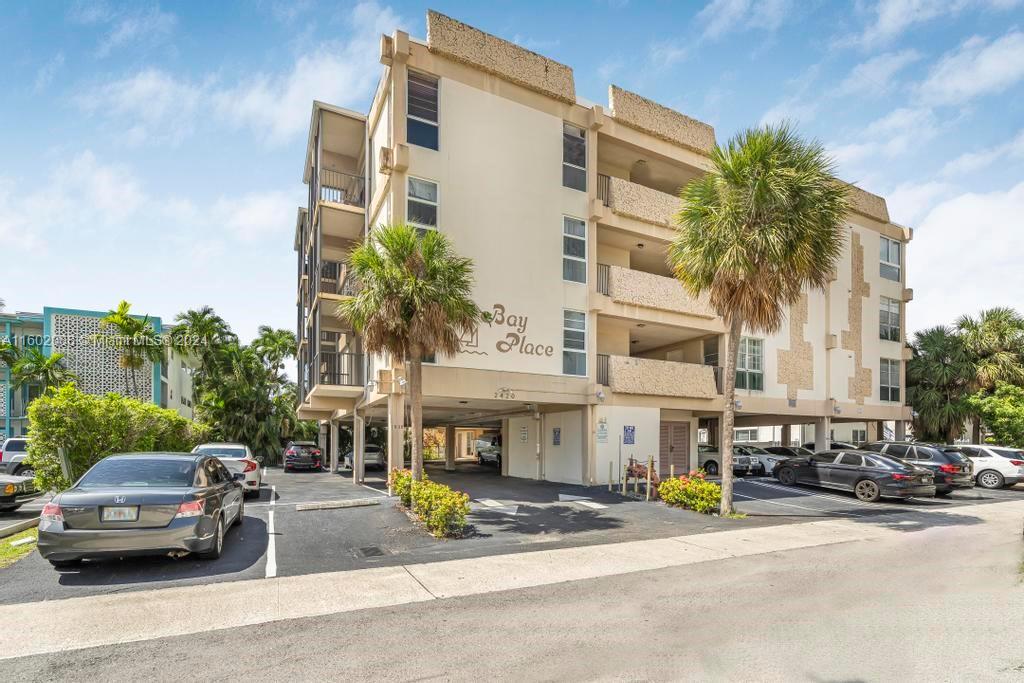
top-left (26, 384), bottom-right (211, 491)
top-left (389, 468), bottom-right (470, 538)
top-left (658, 471), bottom-right (722, 515)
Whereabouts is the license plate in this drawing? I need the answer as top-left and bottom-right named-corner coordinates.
top-left (102, 506), bottom-right (139, 522)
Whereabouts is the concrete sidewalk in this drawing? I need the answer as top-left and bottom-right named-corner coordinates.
top-left (3, 498), bottom-right (1021, 661)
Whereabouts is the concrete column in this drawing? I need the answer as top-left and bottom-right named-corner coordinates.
top-left (582, 405), bottom-right (596, 485)
top-left (329, 420), bottom-right (340, 472)
top-left (780, 424), bottom-right (791, 447)
top-left (814, 416), bottom-right (830, 452)
top-left (387, 390), bottom-right (405, 477)
top-left (895, 420), bottom-right (907, 441)
top-left (870, 421), bottom-right (883, 441)
top-left (688, 416), bottom-right (700, 473)
top-left (353, 411), bottom-right (365, 484)
top-left (500, 419), bottom-right (509, 477)
top-left (318, 422), bottom-right (328, 465)
top-left (444, 424), bottom-right (456, 471)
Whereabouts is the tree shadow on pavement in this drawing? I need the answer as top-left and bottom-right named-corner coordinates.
top-left (468, 504), bottom-right (624, 538)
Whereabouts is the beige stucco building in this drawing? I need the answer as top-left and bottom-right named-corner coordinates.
top-left (294, 11), bottom-right (913, 485)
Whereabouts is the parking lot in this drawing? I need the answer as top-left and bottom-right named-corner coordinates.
top-left (1, 463), bottom-right (1021, 606)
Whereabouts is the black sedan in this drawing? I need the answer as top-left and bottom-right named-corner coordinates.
top-left (283, 441), bottom-right (323, 472)
top-left (773, 450), bottom-right (936, 502)
top-left (37, 453), bottom-right (244, 569)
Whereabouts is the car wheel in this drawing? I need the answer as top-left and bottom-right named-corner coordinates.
top-left (777, 467), bottom-right (796, 486)
top-left (855, 479), bottom-right (881, 502)
top-left (977, 470), bottom-right (1004, 490)
top-left (0, 505), bottom-right (21, 513)
top-left (199, 516), bottom-right (225, 560)
top-left (49, 559), bottom-right (82, 569)
top-left (15, 467), bottom-right (35, 479)
top-left (704, 461), bottom-right (719, 476)
top-left (758, 466), bottom-right (767, 476)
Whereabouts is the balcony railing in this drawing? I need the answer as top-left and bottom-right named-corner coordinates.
top-left (597, 173), bottom-right (611, 207)
top-left (318, 260), bottom-right (362, 297)
top-left (599, 354), bottom-right (722, 399)
top-left (319, 169), bottom-right (365, 208)
top-left (597, 263), bottom-right (610, 295)
top-left (314, 351), bottom-right (365, 387)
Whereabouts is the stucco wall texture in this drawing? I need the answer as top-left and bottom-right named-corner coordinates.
top-left (608, 86), bottom-right (716, 154)
top-left (607, 175), bottom-right (679, 227)
top-left (609, 355), bottom-right (719, 399)
top-left (842, 232), bottom-right (873, 404)
top-left (776, 293), bottom-right (815, 401)
top-left (426, 10), bottom-right (576, 104)
top-left (607, 265), bottom-right (716, 319)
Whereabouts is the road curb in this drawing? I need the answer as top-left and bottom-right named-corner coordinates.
top-left (0, 517), bottom-right (38, 539)
top-left (295, 498), bottom-right (383, 511)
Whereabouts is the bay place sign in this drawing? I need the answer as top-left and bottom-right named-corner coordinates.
top-left (461, 303), bottom-right (555, 357)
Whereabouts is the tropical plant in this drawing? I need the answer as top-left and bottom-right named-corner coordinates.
top-left (10, 348), bottom-right (77, 392)
top-left (966, 382), bottom-right (1024, 448)
top-left (168, 306), bottom-right (237, 391)
top-left (667, 124), bottom-right (848, 514)
top-left (252, 326), bottom-right (297, 375)
top-left (91, 301), bottom-right (165, 399)
top-left (340, 224), bottom-right (483, 481)
top-left (0, 339), bottom-right (17, 370)
top-left (955, 307), bottom-right (1024, 441)
top-left (906, 326), bottom-right (974, 443)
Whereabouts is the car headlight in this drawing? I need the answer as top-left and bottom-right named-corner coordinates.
top-left (3, 484), bottom-right (14, 495)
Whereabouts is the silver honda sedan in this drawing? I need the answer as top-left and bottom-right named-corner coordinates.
top-left (37, 453), bottom-right (244, 570)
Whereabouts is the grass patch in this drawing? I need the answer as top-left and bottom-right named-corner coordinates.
top-left (724, 512), bottom-right (748, 519)
top-left (0, 528), bottom-right (38, 569)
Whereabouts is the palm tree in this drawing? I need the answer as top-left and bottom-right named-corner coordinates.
top-left (10, 347), bottom-right (78, 392)
top-left (667, 124), bottom-right (848, 514)
top-left (340, 224), bottom-right (483, 481)
top-left (252, 326), bottom-right (297, 375)
top-left (907, 326), bottom-right (974, 442)
top-left (955, 307), bottom-right (1024, 441)
top-left (91, 301), bottom-right (166, 399)
top-left (169, 306), bottom-right (236, 391)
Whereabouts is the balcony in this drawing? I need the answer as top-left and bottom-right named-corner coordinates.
top-left (597, 264), bottom-right (716, 320)
top-left (313, 351), bottom-right (364, 388)
top-left (597, 174), bottom-right (678, 228)
top-left (319, 261), bottom-right (362, 297)
top-left (319, 169), bottom-right (365, 241)
top-left (319, 169), bottom-right (365, 208)
top-left (597, 354), bottom-right (722, 399)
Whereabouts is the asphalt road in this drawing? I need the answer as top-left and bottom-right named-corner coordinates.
top-left (8, 492), bottom-right (1023, 681)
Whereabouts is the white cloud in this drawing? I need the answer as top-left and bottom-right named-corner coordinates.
top-left (885, 180), bottom-right (954, 225)
top-left (212, 191), bottom-right (296, 241)
top-left (213, 1), bottom-right (401, 145)
top-left (908, 181), bottom-right (1024, 332)
top-left (918, 30), bottom-right (1024, 105)
top-left (834, 49), bottom-right (921, 96)
top-left (940, 129), bottom-right (1024, 176)
top-left (34, 52), bottom-right (65, 92)
top-left (648, 41), bottom-right (688, 69)
top-left (696, 0), bottom-right (791, 41)
top-left (828, 107), bottom-right (941, 175)
top-left (853, 0), bottom-right (1020, 48)
top-left (69, 3), bottom-right (178, 57)
top-left (75, 69), bottom-right (207, 145)
top-left (759, 96), bottom-right (818, 126)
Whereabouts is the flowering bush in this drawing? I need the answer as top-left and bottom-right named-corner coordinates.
top-left (389, 468), bottom-right (470, 538)
top-left (658, 470), bottom-right (722, 514)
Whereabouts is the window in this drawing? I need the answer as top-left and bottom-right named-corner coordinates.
top-left (880, 236), bottom-right (901, 281)
top-left (838, 453), bottom-right (863, 466)
top-left (956, 446), bottom-right (982, 457)
top-left (880, 358), bottom-right (900, 402)
top-left (851, 428), bottom-right (867, 443)
top-left (736, 337), bottom-right (764, 391)
top-left (886, 443), bottom-right (910, 458)
top-left (562, 123), bottom-right (586, 191)
top-left (880, 296), bottom-right (901, 341)
top-left (408, 177), bottom-right (438, 230)
top-left (812, 452), bottom-right (838, 464)
top-left (734, 428), bottom-right (758, 442)
top-left (911, 446), bottom-right (934, 461)
top-left (407, 71), bottom-right (438, 150)
top-left (994, 448), bottom-right (1024, 459)
top-left (562, 217), bottom-right (586, 283)
top-left (563, 310), bottom-right (586, 376)
top-left (863, 442), bottom-right (885, 452)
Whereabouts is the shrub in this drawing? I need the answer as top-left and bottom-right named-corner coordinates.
top-left (658, 470), bottom-right (722, 515)
top-left (390, 468), bottom-right (470, 538)
top-left (26, 384), bottom-right (211, 491)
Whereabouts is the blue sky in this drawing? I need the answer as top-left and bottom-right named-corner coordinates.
top-left (1, 0), bottom-right (1023, 344)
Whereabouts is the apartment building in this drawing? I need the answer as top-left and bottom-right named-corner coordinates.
top-left (294, 11), bottom-right (913, 485)
top-left (0, 306), bottom-right (194, 438)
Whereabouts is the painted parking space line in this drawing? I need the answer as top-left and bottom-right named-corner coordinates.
top-left (739, 479), bottom-right (889, 508)
top-left (265, 485), bottom-right (277, 579)
top-left (576, 500), bottom-right (607, 510)
top-left (733, 492), bottom-right (861, 517)
top-left (477, 499), bottom-right (503, 508)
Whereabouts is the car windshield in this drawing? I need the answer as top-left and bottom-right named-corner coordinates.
top-left (744, 446), bottom-right (770, 454)
top-left (77, 458), bottom-right (197, 488)
top-left (195, 445), bottom-right (248, 458)
top-left (794, 447), bottom-right (813, 456)
top-left (940, 449), bottom-right (970, 463)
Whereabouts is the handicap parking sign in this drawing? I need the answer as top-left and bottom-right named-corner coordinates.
top-left (623, 425), bottom-right (635, 445)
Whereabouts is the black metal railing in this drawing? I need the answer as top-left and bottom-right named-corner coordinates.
top-left (319, 169), bottom-right (365, 208)
top-left (712, 366), bottom-right (724, 394)
top-left (597, 263), bottom-right (611, 295)
top-left (597, 173), bottom-right (611, 207)
top-left (319, 260), bottom-right (344, 293)
top-left (597, 353), bottom-right (610, 386)
top-left (315, 351), bottom-right (365, 387)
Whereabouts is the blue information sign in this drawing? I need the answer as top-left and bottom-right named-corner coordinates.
top-left (624, 425), bottom-right (636, 445)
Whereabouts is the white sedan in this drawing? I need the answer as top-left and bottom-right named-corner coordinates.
top-left (192, 443), bottom-right (262, 497)
top-left (344, 444), bottom-right (387, 470)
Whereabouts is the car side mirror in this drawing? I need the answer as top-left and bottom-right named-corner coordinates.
top-left (254, 455), bottom-right (265, 464)
top-left (232, 472), bottom-right (245, 482)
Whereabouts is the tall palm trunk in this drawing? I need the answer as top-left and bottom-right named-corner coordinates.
top-left (971, 418), bottom-right (981, 444)
top-left (408, 355), bottom-right (424, 481)
top-left (123, 366), bottom-right (131, 398)
top-left (720, 316), bottom-right (742, 515)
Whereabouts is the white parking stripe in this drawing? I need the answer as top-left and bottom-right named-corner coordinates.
top-left (733, 492), bottom-right (861, 516)
top-left (576, 500), bottom-right (607, 510)
top-left (741, 479), bottom-right (908, 510)
top-left (477, 499), bottom-right (503, 507)
top-left (265, 485), bottom-right (277, 579)
top-left (262, 467), bottom-right (267, 478)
